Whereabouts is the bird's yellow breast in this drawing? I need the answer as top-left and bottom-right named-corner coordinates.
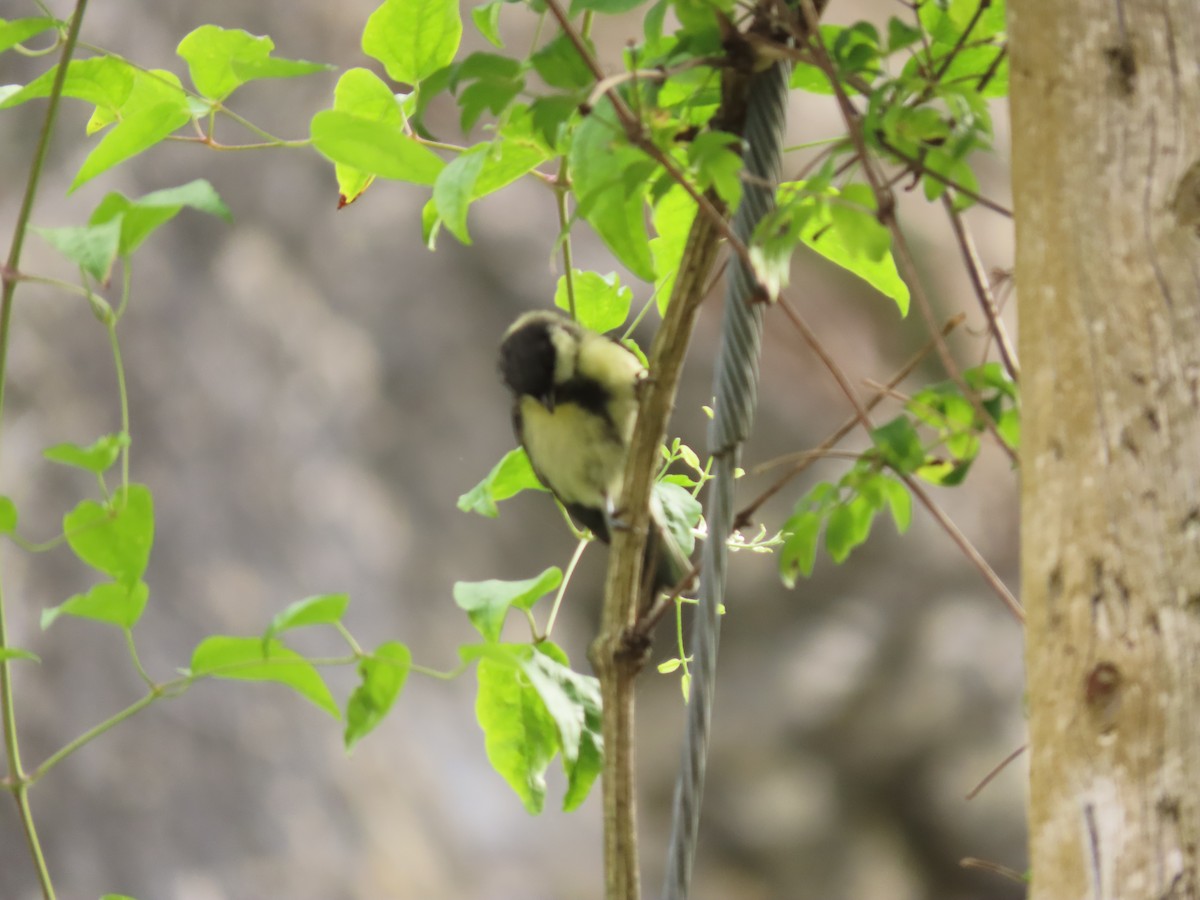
top-left (519, 396), bottom-right (627, 509)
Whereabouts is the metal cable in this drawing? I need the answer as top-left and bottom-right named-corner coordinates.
top-left (660, 58), bottom-right (791, 900)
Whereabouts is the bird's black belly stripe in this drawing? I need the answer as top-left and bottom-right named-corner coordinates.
top-left (553, 376), bottom-right (612, 422)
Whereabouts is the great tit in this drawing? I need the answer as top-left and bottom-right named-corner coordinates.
top-left (498, 310), bottom-right (692, 595)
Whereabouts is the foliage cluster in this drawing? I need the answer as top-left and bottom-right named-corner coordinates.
top-left (0, 0), bottom-right (1014, 895)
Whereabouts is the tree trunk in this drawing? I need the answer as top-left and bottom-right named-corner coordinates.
top-left (1011, 1), bottom-right (1200, 897)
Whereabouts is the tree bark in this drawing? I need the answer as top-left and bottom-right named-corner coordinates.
top-left (1012, 1), bottom-right (1200, 898)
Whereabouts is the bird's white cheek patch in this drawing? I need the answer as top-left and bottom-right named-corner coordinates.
top-left (548, 327), bottom-right (578, 384)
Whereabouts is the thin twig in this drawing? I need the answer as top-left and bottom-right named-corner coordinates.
top-left (959, 857), bottom-right (1029, 885)
top-left (941, 195), bottom-right (1019, 380)
top-left (965, 742), bottom-right (1026, 800)
top-left (0, 3), bottom-right (91, 897)
top-left (779, 297), bottom-right (873, 425)
top-left (901, 473), bottom-right (1024, 622)
top-left (878, 136), bottom-right (1013, 217)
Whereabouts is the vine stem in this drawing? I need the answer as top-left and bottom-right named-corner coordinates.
top-left (0, 2), bottom-right (90, 896)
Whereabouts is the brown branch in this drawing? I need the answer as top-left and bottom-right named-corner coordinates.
top-left (941, 195), bottom-right (1019, 381)
top-left (901, 473), bottom-right (1024, 623)
top-left (965, 742), bottom-right (1027, 800)
top-left (588, 208), bottom-right (722, 900)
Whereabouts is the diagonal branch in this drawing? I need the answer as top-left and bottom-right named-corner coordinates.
top-left (941, 195), bottom-right (1019, 381)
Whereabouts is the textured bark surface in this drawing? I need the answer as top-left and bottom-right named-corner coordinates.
top-left (1012, 1), bottom-right (1200, 898)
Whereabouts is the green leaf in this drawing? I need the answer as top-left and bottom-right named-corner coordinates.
top-left (571, 0), bottom-right (649, 12)
top-left (327, 68), bottom-right (406, 205)
top-left (806, 188), bottom-right (909, 314)
top-left (451, 51), bottom-right (523, 87)
top-left (885, 16), bottom-right (922, 52)
top-left (471, 0), bottom-right (505, 48)
top-left (310, 110), bottom-right (445, 185)
top-left (33, 219), bottom-right (123, 284)
top-left (997, 408), bottom-right (1020, 450)
top-left (474, 646), bottom-right (558, 813)
top-left (331, 66), bottom-right (407, 127)
top-left (362, 0), bottom-right (463, 86)
top-left (42, 580), bottom-right (148, 630)
top-left (920, 0), bottom-right (1007, 44)
top-left (63, 484), bottom-right (154, 587)
top-left (877, 476), bottom-right (912, 534)
top-left (0, 55), bottom-right (135, 112)
top-left (265, 593), bottom-right (350, 643)
top-left (530, 32), bottom-right (595, 90)
top-left (458, 447), bottom-right (546, 517)
top-left (522, 645), bottom-right (603, 811)
top-left (43, 432), bottom-right (129, 474)
top-left (70, 70), bottom-right (193, 190)
top-left (89, 181), bottom-right (231, 257)
top-left (687, 131), bottom-right (743, 210)
top-left (935, 44), bottom-right (1008, 97)
top-left (779, 510), bottom-right (821, 586)
top-left (176, 26), bottom-right (329, 101)
top-left (454, 568), bottom-right (562, 642)
top-left (0, 496), bottom-right (16, 534)
top-left (0, 17), bottom-right (59, 54)
top-left (472, 125), bottom-right (551, 196)
top-left (0, 647), bottom-right (40, 663)
top-left (456, 75), bottom-right (524, 132)
top-left (789, 24), bottom-right (877, 94)
top-left (831, 21), bottom-right (881, 79)
top-left (650, 185), bottom-right (697, 314)
top-left (529, 95), bottom-right (578, 150)
top-left (554, 270), bottom-right (632, 334)
top-left (654, 480), bottom-right (702, 558)
top-left (421, 197), bottom-right (441, 248)
top-left (824, 496), bottom-right (874, 564)
top-left (190, 636), bottom-right (340, 718)
top-left (870, 416), bottom-right (925, 474)
top-left (345, 641), bottom-right (411, 750)
top-left (432, 146), bottom-right (487, 244)
top-left (568, 112), bottom-right (655, 281)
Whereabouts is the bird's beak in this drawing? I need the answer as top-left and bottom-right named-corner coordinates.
top-left (540, 392), bottom-right (556, 412)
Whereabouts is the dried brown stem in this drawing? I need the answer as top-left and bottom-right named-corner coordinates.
top-left (941, 195), bottom-right (1019, 381)
top-left (901, 473), bottom-right (1024, 623)
top-left (965, 742), bottom-right (1027, 800)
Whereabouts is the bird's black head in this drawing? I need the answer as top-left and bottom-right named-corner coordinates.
top-left (499, 314), bottom-right (559, 401)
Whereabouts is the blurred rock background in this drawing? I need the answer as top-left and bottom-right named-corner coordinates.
top-left (0, 0), bottom-right (1024, 898)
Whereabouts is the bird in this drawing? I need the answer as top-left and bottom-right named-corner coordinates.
top-left (498, 310), bottom-right (692, 596)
